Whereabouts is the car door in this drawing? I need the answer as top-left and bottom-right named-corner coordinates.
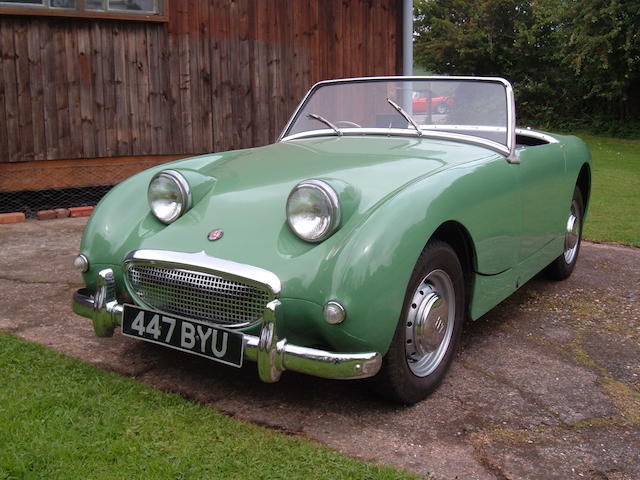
top-left (516, 143), bottom-right (567, 262)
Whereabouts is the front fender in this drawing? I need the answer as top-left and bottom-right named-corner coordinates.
top-left (318, 173), bottom-right (458, 355)
top-left (321, 155), bottom-right (520, 355)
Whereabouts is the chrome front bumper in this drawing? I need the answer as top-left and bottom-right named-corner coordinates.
top-left (72, 269), bottom-right (382, 382)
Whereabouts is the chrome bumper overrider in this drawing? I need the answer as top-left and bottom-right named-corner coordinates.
top-left (72, 269), bottom-right (382, 382)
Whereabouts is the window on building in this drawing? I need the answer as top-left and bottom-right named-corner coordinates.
top-left (0, 0), bottom-right (167, 21)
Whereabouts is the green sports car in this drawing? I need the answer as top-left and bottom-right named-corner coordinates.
top-left (72, 76), bottom-right (591, 403)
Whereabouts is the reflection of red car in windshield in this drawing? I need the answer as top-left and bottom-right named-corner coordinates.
top-left (412, 92), bottom-right (453, 114)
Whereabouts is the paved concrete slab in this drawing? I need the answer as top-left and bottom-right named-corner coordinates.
top-left (1, 217), bottom-right (638, 480)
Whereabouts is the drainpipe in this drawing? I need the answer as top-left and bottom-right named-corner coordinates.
top-left (402, 0), bottom-right (413, 76)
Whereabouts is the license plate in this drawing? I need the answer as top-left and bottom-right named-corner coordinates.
top-left (121, 305), bottom-right (244, 368)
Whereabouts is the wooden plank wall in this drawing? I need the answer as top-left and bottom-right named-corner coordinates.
top-left (0, 0), bottom-right (401, 166)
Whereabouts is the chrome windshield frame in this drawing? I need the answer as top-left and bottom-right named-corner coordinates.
top-left (278, 76), bottom-right (519, 164)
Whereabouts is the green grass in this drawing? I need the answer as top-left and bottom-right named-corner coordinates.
top-left (580, 135), bottom-right (640, 247)
top-left (0, 333), bottom-right (416, 480)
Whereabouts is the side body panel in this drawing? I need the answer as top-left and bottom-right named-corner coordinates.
top-left (469, 134), bottom-right (592, 319)
top-left (517, 143), bottom-right (567, 259)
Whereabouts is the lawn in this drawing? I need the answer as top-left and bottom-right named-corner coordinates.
top-left (0, 333), bottom-right (416, 480)
top-left (580, 135), bottom-right (640, 247)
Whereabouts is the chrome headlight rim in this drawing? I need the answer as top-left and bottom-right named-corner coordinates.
top-left (148, 169), bottom-right (192, 224)
top-left (286, 179), bottom-right (341, 243)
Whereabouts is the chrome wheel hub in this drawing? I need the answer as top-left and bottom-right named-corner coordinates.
top-left (564, 199), bottom-right (580, 264)
top-left (405, 269), bottom-right (455, 377)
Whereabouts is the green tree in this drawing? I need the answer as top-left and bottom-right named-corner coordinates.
top-left (414, 0), bottom-right (532, 75)
top-left (560, 0), bottom-right (640, 121)
top-left (414, 0), bottom-right (640, 133)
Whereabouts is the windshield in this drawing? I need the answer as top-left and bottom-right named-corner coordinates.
top-left (281, 77), bottom-right (514, 155)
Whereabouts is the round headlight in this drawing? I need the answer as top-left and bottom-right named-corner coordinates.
top-left (286, 179), bottom-right (341, 242)
top-left (148, 170), bottom-right (192, 224)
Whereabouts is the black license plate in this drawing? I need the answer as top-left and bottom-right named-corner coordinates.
top-left (121, 305), bottom-right (244, 368)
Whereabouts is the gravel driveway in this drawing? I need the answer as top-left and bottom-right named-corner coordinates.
top-left (1, 217), bottom-right (638, 480)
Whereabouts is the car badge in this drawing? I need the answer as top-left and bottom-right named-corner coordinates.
top-left (207, 229), bottom-right (224, 241)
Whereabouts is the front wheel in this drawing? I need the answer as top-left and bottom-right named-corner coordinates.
top-left (546, 187), bottom-right (584, 280)
top-left (372, 240), bottom-right (464, 404)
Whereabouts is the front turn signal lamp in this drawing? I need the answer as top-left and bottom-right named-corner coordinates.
top-left (73, 254), bottom-right (89, 273)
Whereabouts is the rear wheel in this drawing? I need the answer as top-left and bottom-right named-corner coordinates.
top-left (372, 240), bottom-right (464, 404)
top-left (546, 187), bottom-right (584, 280)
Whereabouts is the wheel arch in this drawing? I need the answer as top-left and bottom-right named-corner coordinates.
top-left (429, 221), bottom-right (476, 319)
top-left (576, 162), bottom-right (591, 214)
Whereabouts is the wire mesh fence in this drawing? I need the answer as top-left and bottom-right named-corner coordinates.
top-left (0, 156), bottom-right (181, 218)
top-left (0, 185), bottom-right (113, 217)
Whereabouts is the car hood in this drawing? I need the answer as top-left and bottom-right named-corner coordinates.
top-left (83, 135), bottom-right (497, 297)
top-left (134, 136), bottom-right (493, 262)
top-left (188, 134), bottom-right (493, 209)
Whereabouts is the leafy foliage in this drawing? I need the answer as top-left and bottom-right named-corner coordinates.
top-left (414, 0), bottom-right (640, 135)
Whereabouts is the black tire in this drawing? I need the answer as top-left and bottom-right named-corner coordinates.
top-left (546, 187), bottom-right (584, 281)
top-left (372, 239), bottom-right (464, 404)
top-left (435, 103), bottom-right (448, 114)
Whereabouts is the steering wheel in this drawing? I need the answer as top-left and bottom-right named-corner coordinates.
top-left (335, 120), bottom-right (362, 128)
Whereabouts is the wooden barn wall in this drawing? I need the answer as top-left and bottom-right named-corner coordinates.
top-left (0, 0), bottom-right (401, 166)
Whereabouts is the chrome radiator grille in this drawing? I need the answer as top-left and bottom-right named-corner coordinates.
top-left (125, 264), bottom-right (271, 327)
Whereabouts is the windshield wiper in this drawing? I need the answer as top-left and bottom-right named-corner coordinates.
top-left (307, 113), bottom-right (342, 136)
top-left (386, 98), bottom-right (422, 136)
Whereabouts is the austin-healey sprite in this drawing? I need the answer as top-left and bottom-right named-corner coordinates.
top-left (72, 77), bottom-right (591, 403)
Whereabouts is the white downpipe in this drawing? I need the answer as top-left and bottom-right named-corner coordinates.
top-left (402, 0), bottom-right (413, 76)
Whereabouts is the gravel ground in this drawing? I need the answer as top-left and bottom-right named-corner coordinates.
top-left (1, 217), bottom-right (638, 480)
